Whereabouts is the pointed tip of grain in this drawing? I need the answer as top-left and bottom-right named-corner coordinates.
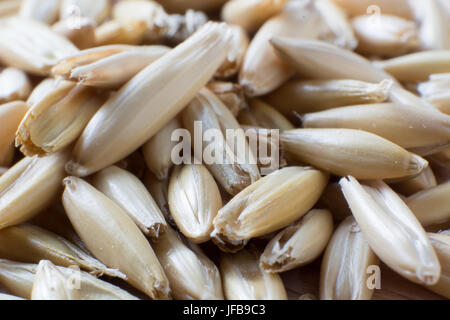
top-left (409, 154), bottom-right (428, 174)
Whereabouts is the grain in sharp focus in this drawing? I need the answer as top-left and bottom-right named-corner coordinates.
top-left (239, 0), bottom-right (325, 96)
top-left (143, 172), bottom-right (173, 224)
top-left (0, 259), bottom-right (139, 300)
top-left (302, 103), bottom-right (450, 151)
top-left (0, 17), bottom-right (78, 75)
top-left (426, 232), bottom-right (450, 298)
top-left (216, 25), bottom-right (249, 79)
top-left (220, 246), bottom-right (287, 300)
top-left (409, 0), bottom-right (450, 50)
top-left (182, 87), bottom-right (260, 195)
top-left (0, 101), bottom-right (28, 166)
top-left (16, 81), bottom-right (107, 157)
top-left (264, 79), bottom-right (392, 118)
top-left (62, 177), bottom-right (170, 299)
top-left (260, 209), bottom-right (334, 273)
top-left (168, 164), bottom-right (222, 243)
top-left (418, 73), bottom-right (450, 114)
top-left (66, 22), bottom-right (235, 177)
top-left (281, 129), bottom-right (428, 179)
top-left (331, 0), bottom-right (413, 19)
top-left (31, 260), bottom-right (79, 300)
top-left (315, 0), bottom-right (357, 50)
top-left (238, 99), bottom-right (294, 130)
top-left (60, 0), bottom-right (110, 25)
top-left (320, 216), bottom-right (378, 300)
top-left (0, 151), bottom-right (68, 230)
top-left (212, 166), bottom-right (328, 252)
top-left (339, 177), bottom-right (441, 285)
top-left (0, 68), bottom-right (31, 104)
top-left (52, 17), bottom-right (96, 50)
top-left (0, 224), bottom-right (125, 278)
top-left (351, 14), bottom-right (419, 57)
top-left (52, 45), bottom-right (169, 88)
top-left (19, 0), bottom-right (60, 25)
top-left (142, 117), bottom-right (181, 181)
top-left (374, 51), bottom-right (450, 82)
top-left (91, 165), bottom-right (167, 238)
top-left (206, 81), bottom-right (246, 117)
top-left (0, 0), bottom-right (21, 18)
top-left (155, 0), bottom-right (228, 13)
top-left (0, 293), bottom-right (24, 300)
top-left (221, 0), bottom-right (287, 34)
top-left (391, 166), bottom-right (437, 197)
top-left (270, 37), bottom-right (396, 84)
top-left (405, 181), bottom-right (450, 227)
top-left (151, 226), bottom-right (224, 300)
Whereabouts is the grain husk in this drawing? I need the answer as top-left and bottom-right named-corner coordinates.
top-left (426, 232), bottom-right (450, 298)
top-left (0, 101), bottom-right (28, 166)
top-left (0, 152), bottom-right (68, 230)
top-left (62, 176), bottom-right (170, 299)
top-left (53, 45), bottom-right (170, 89)
top-left (339, 176), bottom-right (441, 285)
top-left (19, 0), bottom-right (60, 24)
top-left (352, 14), bottom-right (419, 57)
top-left (418, 73), bottom-right (450, 114)
top-left (142, 117), bottom-right (181, 181)
top-left (331, 0), bottom-right (413, 19)
top-left (320, 216), bottom-right (379, 300)
top-left (221, 0), bottom-right (287, 34)
top-left (315, 0), bottom-right (357, 50)
top-left (391, 166), bottom-right (437, 197)
top-left (181, 87), bottom-right (260, 195)
top-left (302, 103), bottom-right (450, 151)
top-left (212, 166), bottom-right (328, 251)
top-left (260, 209), bottom-right (334, 272)
top-left (151, 226), bottom-right (224, 300)
top-left (281, 129), bottom-right (428, 179)
top-left (239, 0), bottom-right (325, 96)
top-left (91, 165), bottom-right (167, 238)
top-left (168, 164), bottom-right (222, 243)
top-left (0, 259), bottom-right (138, 300)
top-left (0, 224), bottom-right (124, 278)
top-left (143, 172), bottom-right (172, 224)
top-left (0, 17), bottom-right (78, 75)
top-left (405, 181), bottom-right (450, 227)
top-left (264, 79), bottom-right (392, 117)
top-left (220, 246), bottom-right (287, 300)
top-left (31, 260), bottom-right (79, 300)
top-left (0, 68), bottom-right (31, 104)
top-left (67, 22), bottom-right (235, 177)
top-left (271, 36), bottom-right (396, 84)
top-left (374, 51), bottom-right (450, 82)
top-left (52, 17), bottom-right (96, 50)
top-left (16, 81), bottom-right (107, 157)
